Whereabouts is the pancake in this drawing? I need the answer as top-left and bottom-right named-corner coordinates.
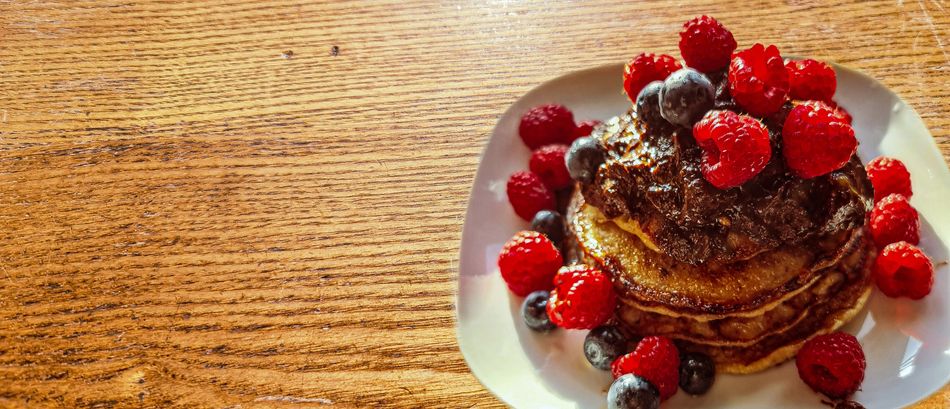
top-left (567, 191), bottom-right (866, 317)
top-left (616, 240), bottom-right (870, 347)
top-left (566, 192), bottom-right (874, 373)
top-left (680, 284), bottom-right (871, 374)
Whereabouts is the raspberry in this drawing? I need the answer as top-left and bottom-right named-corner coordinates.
top-left (728, 44), bottom-right (790, 117)
top-left (796, 332), bottom-right (866, 399)
top-left (800, 100), bottom-right (852, 125)
top-left (519, 104), bottom-right (576, 149)
top-left (611, 336), bottom-right (680, 401)
top-left (546, 264), bottom-right (616, 330)
top-left (679, 15), bottom-right (737, 72)
top-left (828, 101), bottom-right (853, 124)
top-left (497, 231), bottom-right (563, 296)
top-left (623, 53), bottom-right (682, 103)
top-left (529, 144), bottom-right (572, 190)
top-left (506, 171), bottom-right (555, 221)
top-left (782, 101), bottom-right (857, 178)
top-left (869, 194), bottom-right (919, 248)
top-left (572, 120), bottom-right (602, 143)
top-left (873, 241), bottom-right (934, 299)
top-left (866, 156), bottom-right (912, 203)
top-left (692, 110), bottom-right (771, 189)
top-left (786, 59), bottom-right (837, 102)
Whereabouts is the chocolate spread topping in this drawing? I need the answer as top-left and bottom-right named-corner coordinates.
top-left (581, 71), bottom-right (874, 265)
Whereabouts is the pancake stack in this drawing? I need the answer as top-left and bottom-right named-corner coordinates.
top-left (567, 109), bottom-right (875, 374)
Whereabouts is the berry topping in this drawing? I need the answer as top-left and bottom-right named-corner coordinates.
top-left (786, 59), bottom-right (837, 102)
top-left (519, 104), bottom-right (576, 149)
top-left (530, 209), bottom-right (565, 246)
top-left (623, 53), bottom-right (682, 103)
top-left (584, 325), bottom-right (628, 370)
top-left (611, 336), bottom-right (680, 401)
top-left (678, 15), bottom-right (737, 73)
top-left (659, 68), bottom-right (715, 127)
top-left (692, 110), bottom-right (771, 189)
top-left (566, 136), bottom-right (607, 184)
top-left (497, 231), bottom-right (563, 296)
top-left (608, 374), bottom-right (660, 409)
top-left (546, 264), bottom-right (616, 330)
top-left (873, 241), bottom-right (934, 300)
top-left (678, 352), bottom-right (715, 395)
top-left (728, 43), bottom-right (790, 117)
top-left (522, 290), bottom-right (556, 332)
top-left (869, 194), bottom-right (920, 248)
top-left (573, 120), bottom-right (602, 142)
top-left (506, 171), bottom-right (556, 221)
top-left (796, 332), bottom-right (866, 399)
top-left (636, 81), bottom-right (665, 127)
top-left (529, 144), bottom-right (572, 190)
top-left (782, 101), bottom-right (857, 179)
top-left (866, 156), bottom-right (913, 203)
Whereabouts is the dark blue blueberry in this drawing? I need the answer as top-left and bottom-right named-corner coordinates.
top-left (530, 210), bottom-right (565, 246)
top-left (678, 352), bottom-right (715, 395)
top-left (566, 137), bottom-right (606, 184)
top-left (659, 68), bottom-right (715, 128)
top-left (522, 290), bottom-right (556, 332)
top-left (635, 81), bottom-right (665, 127)
top-left (608, 374), bottom-right (660, 409)
top-left (584, 325), bottom-right (627, 370)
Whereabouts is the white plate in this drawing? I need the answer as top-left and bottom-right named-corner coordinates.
top-left (456, 63), bottom-right (950, 409)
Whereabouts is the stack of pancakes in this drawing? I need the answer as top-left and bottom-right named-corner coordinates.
top-left (567, 109), bottom-right (875, 374)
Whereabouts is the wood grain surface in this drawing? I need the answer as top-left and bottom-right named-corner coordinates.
top-left (0, 1), bottom-right (947, 408)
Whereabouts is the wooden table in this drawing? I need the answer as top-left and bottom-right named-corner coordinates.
top-left (0, 1), bottom-right (946, 408)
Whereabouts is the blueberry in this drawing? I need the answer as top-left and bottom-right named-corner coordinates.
top-left (635, 81), bottom-right (665, 126)
top-left (584, 325), bottom-right (627, 370)
top-left (659, 68), bottom-right (715, 128)
top-left (607, 374), bottom-right (660, 409)
top-left (530, 210), bottom-right (565, 245)
top-left (566, 137), bottom-right (606, 184)
top-left (678, 352), bottom-right (715, 395)
top-left (522, 290), bottom-right (556, 332)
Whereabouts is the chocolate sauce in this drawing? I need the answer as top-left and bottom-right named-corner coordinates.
top-left (581, 72), bottom-right (873, 265)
